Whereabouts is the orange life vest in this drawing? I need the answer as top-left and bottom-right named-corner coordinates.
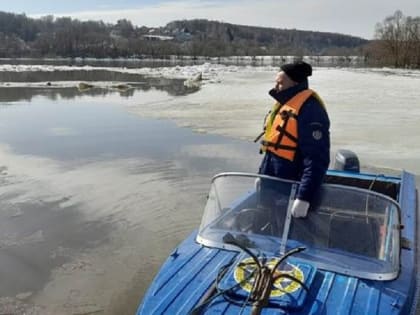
top-left (260, 89), bottom-right (324, 161)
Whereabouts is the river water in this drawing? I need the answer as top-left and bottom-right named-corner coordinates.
top-left (0, 63), bottom-right (419, 314)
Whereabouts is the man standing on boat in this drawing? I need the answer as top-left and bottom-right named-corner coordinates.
top-left (257, 60), bottom-right (330, 218)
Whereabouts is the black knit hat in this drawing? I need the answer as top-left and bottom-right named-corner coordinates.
top-left (281, 61), bottom-right (312, 83)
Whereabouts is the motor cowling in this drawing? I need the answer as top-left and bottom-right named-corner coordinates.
top-left (334, 149), bottom-right (360, 173)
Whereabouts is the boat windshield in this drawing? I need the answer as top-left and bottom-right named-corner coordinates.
top-left (197, 173), bottom-right (401, 281)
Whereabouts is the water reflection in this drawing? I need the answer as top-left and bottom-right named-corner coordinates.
top-left (0, 78), bottom-right (198, 103)
top-left (1, 69), bottom-right (151, 83)
top-left (0, 198), bottom-right (112, 297)
top-left (0, 86), bottom-right (259, 314)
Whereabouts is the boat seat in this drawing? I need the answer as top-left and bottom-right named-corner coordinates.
top-left (328, 214), bottom-right (379, 258)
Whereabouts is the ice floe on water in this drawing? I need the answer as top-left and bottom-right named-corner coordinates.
top-left (123, 66), bottom-right (420, 174)
top-left (347, 66), bottom-right (420, 78)
top-left (0, 63), bottom-right (239, 82)
top-left (1, 62), bottom-right (419, 175)
top-left (2, 62), bottom-right (420, 87)
top-left (0, 63), bottom-right (246, 93)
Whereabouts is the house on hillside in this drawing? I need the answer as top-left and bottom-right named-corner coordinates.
top-left (142, 34), bottom-right (174, 41)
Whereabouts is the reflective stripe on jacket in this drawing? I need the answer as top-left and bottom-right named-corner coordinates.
top-left (261, 89), bottom-right (325, 161)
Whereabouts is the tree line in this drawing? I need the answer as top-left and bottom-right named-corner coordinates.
top-left (0, 11), bottom-right (366, 59)
top-left (0, 10), bottom-right (419, 68)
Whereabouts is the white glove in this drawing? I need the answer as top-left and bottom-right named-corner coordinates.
top-left (291, 199), bottom-right (310, 218)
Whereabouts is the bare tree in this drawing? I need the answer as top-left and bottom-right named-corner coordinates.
top-left (375, 10), bottom-right (420, 68)
top-left (406, 17), bottom-right (420, 67)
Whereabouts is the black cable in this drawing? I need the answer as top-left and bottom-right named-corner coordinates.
top-left (190, 234), bottom-right (308, 314)
top-left (188, 260), bottom-right (257, 315)
top-left (270, 246), bottom-right (306, 277)
top-left (223, 232), bottom-right (262, 269)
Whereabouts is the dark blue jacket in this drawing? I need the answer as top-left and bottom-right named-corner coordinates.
top-left (258, 80), bottom-right (330, 202)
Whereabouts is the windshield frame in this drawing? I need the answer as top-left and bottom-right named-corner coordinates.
top-left (196, 172), bottom-right (402, 281)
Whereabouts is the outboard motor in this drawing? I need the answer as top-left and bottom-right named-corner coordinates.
top-left (334, 149), bottom-right (360, 173)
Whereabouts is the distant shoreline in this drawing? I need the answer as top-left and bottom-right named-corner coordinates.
top-left (0, 55), bottom-right (367, 68)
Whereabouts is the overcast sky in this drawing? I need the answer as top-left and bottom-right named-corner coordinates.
top-left (2, 0), bottom-right (420, 39)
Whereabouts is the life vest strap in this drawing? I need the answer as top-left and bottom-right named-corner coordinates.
top-left (260, 140), bottom-right (296, 151)
top-left (281, 110), bottom-right (298, 119)
top-left (275, 125), bottom-right (298, 143)
top-left (254, 130), bottom-right (265, 143)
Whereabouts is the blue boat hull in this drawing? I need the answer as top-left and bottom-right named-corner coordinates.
top-left (137, 170), bottom-right (419, 314)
